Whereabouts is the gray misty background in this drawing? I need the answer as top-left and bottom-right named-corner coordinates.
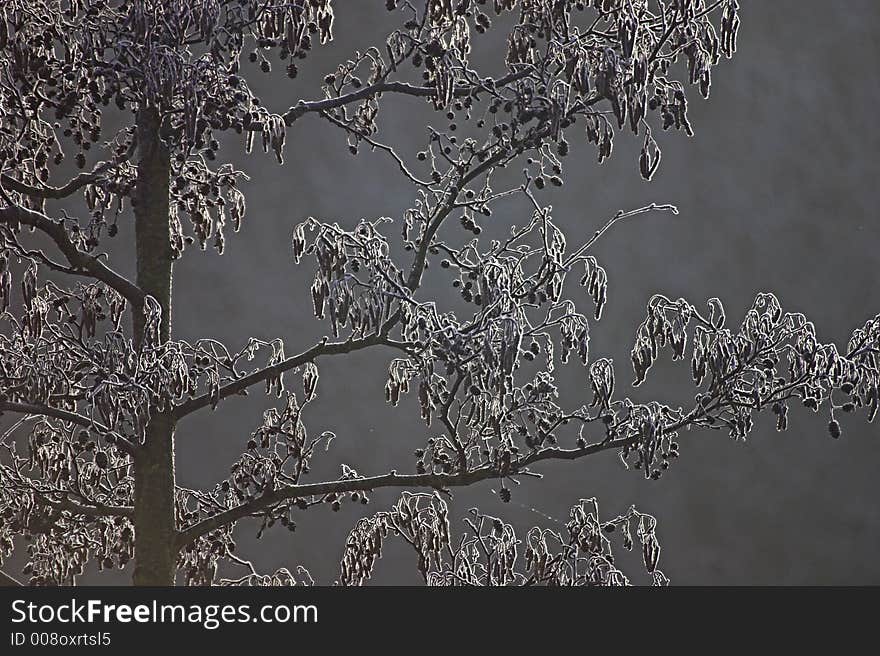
top-left (8, 1), bottom-right (880, 585)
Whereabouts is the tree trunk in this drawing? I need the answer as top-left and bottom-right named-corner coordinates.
top-left (132, 106), bottom-right (177, 586)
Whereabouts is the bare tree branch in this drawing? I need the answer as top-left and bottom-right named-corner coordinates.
top-left (173, 126), bottom-right (550, 423)
top-left (0, 203), bottom-right (144, 307)
top-left (0, 401), bottom-right (136, 455)
top-left (176, 434), bottom-right (632, 549)
top-left (172, 334), bottom-right (397, 420)
top-left (1, 159), bottom-right (121, 200)
top-left (46, 496), bottom-right (133, 519)
top-left (284, 70), bottom-right (531, 125)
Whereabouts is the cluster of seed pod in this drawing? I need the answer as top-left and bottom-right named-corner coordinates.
top-left (436, 508), bottom-right (521, 586)
top-left (245, 0), bottom-right (334, 64)
top-left (340, 492), bottom-right (665, 586)
top-left (578, 255), bottom-right (608, 319)
top-left (170, 161), bottom-right (246, 256)
top-left (293, 217), bottom-right (405, 338)
top-left (845, 316), bottom-right (880, 420)
top-left (1, 280), bottom-right (149, 424)
top-left (218, 566), bottom-right (314, 587)
top-left (506, 24), bottom-right (540, 67)
top-left (215, 384), bottom-right (328, 505)
top-left (1, 421), bottom-right (135, 584)
top-left (589, 358), bottom-right (615, 411)
top-left (565, 498), bottom-right (666, 585)
top-left (0, 427), bottom-right (138, 581)
top-left (385, 358), bottom-right (419, 408)
top-left (631, 295), bottom-right (693, 385)
top-left (177, 511), bottom-right (236, 586)
top-left (81, 158), bottom-right (138, 230)
top-left (326, 0), bottom-right (740, 180)
top-left (417, 3), bottom-right (473, 110)
top-left (0, 3), bottom-right (110, 208)
top-left (638, 127), bottom-right (662, 181)
top-left (585, 114), bottom-right (616, 163)
top-left (630, 292), bottom-right (879, 453)
top-left (556, 304), bottom-right (591, 366)
top-left (0, 252), bottom-right (11, 313)
top-left (178, 536), bottom-right (221, 586)
top-left (17, 520), bottom-right (90, 586)
top-left (615, 401), bottom-right (683, 479)
top-left (340, 492), bottom-right (451, 585)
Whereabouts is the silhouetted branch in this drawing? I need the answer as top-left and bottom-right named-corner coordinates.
top-left (0, 401), bottom-right (136, 455)
top-left (176, 435), bottom-right (632, 548)
top-left (284, 71), bottom-right (531, 125)
top-left (172, 334), bottom-right (399, 420)
top-left (0, 202), bottom-right (144, 307)
top-left (47, 497), bottom-right (133, 519)
top-left (1, 159), bottom-right (121, 200)
top-left (180, 395), bottom-right (721, 547)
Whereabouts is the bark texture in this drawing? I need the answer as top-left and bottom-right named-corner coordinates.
top-left (131, 107), bottom-right (177, 586)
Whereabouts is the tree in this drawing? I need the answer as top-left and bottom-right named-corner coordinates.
top-left (0, 0), bottom-right (875, 587)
